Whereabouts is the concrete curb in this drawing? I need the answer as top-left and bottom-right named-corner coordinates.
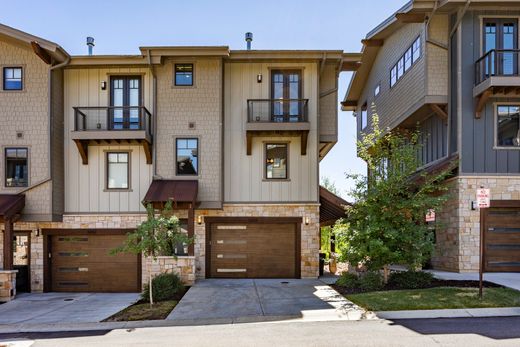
top-left (375, 307), bottom-right (520, 320)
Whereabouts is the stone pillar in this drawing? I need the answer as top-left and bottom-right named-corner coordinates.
top-left (0, 270), bottom-right (18, 302)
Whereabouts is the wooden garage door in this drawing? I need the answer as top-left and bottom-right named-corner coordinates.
top-left (483, 207), bottom-right (520, 272)
top-left (209, 222), bottom-right (299, 278)
top-left (51, 234), bottom-right (139, 292)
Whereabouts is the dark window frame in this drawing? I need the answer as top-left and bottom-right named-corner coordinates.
top-left (390, 36), bottom-right (422, 88)
top-left (176, 138), bottom-right (199, 176)
top-left (496, 104), bottom-right (520, 148)
top-left (174, 63), bottom-right (194, 86)
top-left (3, 66), bottom-right (23, 91)
top-left (5, 147), bottom-right (28, 188)
top-left (265, 143), bottom-right (289, 180)
top-left (106, 151), bottom-right (130, 190)
top-left (270, 69), bottom-right (303, 122)
top-left (360, 102), bottom-right (368, 130)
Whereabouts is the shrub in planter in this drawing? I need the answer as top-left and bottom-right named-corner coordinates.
top-left (388, 270), bottom-right (433, 289)
top-left (336, 272), bottom-right (359, 289)
top-left (358, 271), bottom-right (384, 292)
top-left (141, 273), bottom-right (184, 302)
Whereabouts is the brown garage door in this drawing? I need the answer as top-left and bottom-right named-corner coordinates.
top-left (50, 233), bottom-right (140, 292)
top-left (483, 206), bottom-right (520, 272)
top-left (208, 219), bottom-right (300, 278)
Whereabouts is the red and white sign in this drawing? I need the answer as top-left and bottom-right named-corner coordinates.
top-left (477, 188), bottom-right (491, 208)
top-left (425, 209), bottom-right (436, 222)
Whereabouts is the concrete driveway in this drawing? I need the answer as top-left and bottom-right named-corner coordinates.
top-left (167, 279), bottom-right (369, 323)
top-left (0, 292), bottom-right (139, 325)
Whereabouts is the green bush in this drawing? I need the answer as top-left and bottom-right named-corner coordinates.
top-left (141, 273), bottom-right (184, 302)
top-left (336, 272), bottom-right (359, 289)
top-left (388, 270), bottom-right (434, 289)
top-left (358, 271), bottom-right (384, 292)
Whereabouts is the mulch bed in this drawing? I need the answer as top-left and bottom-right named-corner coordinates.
top-left (332, 280), bottom-right (502, 296)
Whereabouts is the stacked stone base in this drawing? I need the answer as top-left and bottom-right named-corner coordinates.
top-left (0, 270), bottom-right (17, 302)
top-left (143, 256), bottom-right (196, 286)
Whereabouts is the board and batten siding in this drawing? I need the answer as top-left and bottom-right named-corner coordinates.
top-left (64, 67), bottom-right (153, 213)
top-left (419, 114), bottom-right (448, 166)
top-left (319, 63), bottom-right (338, 141)
top-left (224, 62), bottom-right (319, 203)
top-left (459, 11), bottom-right (520, 174)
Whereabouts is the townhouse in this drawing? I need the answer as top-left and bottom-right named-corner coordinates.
top-left (343, 0), bottom-right (520, 273)
top-left (0, 24), bottom-right (353, 297)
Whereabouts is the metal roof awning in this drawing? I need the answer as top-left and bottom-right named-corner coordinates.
top-left (142, 180), bottom-right (198, 208)
top-left (0, 194), bottom-right (25, 222)
top-left (319, 186), bottom-right (350, 227)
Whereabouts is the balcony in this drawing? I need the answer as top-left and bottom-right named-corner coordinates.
top-left (474, 49), bottom-right (520, 118)
top-left (246, 99), bottom-right (310, 155)
top-left (71, 106), bottom-right (153, 164)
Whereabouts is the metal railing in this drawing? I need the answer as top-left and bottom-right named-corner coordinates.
top-left (247, 99), bottom-right (309, 123)
top-left (73, 106), bottom-right (152, 137)
top-left (475, 49), bottom-right (520, 85)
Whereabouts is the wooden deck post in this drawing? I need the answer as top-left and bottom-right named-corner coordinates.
top-left (188, 204), bottom-right (195, 256)
top-left (3, 219), bottom-right (14, 270)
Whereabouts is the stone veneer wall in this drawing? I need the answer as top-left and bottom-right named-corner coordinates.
top-left (432, 176), bottom-right (520, 272)
top-left (0, 270), bottom-right (17, 302)
top-left (142, 256), bottom-right (196, 286)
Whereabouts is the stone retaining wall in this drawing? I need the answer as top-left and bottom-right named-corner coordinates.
top-left (142, 256), bottom-right (196, 286)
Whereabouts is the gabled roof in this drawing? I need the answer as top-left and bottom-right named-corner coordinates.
top-left (0, 23), bottom-right (69, 64)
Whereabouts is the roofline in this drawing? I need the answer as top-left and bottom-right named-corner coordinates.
top-left (366, 1), bottom-right (414, 39)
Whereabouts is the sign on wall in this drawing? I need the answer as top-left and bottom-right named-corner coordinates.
top-left (476, 188), bottom-right (491, 209)
top-left (425, 209), bottom-right (436, 222)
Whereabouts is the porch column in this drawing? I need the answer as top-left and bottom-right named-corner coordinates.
top-left (3, 219), bottom-right (13, 270)
top-left (188, 204), bottom-right (195, 256)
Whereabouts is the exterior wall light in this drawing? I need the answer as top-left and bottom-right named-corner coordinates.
top-left (197, 215), bottom-right (203, 225)
top-left (101, 81), bottom-right (107, 90)
top-left (257, 73), bottom-right (262, 83)
top-left (304, 216), bottom-right (310, 225)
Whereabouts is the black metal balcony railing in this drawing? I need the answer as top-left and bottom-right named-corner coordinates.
top-left (73, 106), bottom-right (152, 137)
top-left (247, 99), bottom-right (309, 123)
top-left (475, 49), bottom-right (520, 85)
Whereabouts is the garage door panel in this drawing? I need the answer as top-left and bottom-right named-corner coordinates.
top-left (210, 221), bottom-right (299, 278)
top-left (484, 207), bottom-right (520, 272)
top-left (51, 233), bottom-right (139, 292)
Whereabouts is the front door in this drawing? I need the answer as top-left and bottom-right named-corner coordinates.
top-left (110, 76), bottom-right (142, 130)
top-left (483, 19), bottom-right (518, 76)
top-left (13, 232), bottom-right (30, 293)
top-left (271, 70), bottom-right (302, 122)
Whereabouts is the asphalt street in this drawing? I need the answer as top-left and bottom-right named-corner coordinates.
top-left (1, 317), bottom-right (520, 347)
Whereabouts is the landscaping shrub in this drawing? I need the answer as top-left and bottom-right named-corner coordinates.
top-left (336, 272), bottom-right (359, 289)
top-left (141, 273), bottom-right (184, 302)
top-left (388, 270), bottom-right (434, 289)
top-left (358, 271), bottom-right (384, 292)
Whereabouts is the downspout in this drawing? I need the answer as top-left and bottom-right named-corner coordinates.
top-left (425, 0), bottom-right (448, 50)
top-left (147, 49), bottom-right (159, 178)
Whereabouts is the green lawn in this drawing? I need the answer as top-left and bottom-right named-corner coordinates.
top-left (347, 287), bottom-right (520, 311)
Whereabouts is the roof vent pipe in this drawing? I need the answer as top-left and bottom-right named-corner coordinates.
top-left (86, 37), bottom-right (95, 56)
top-left (245, 32), bottom-right (253, 50)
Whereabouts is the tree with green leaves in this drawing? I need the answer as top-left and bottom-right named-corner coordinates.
top-left (112, 201), bottom-right (192, 305)
top-left (321, 177), bottom-right (340, 196)
top-left (334, 114), bottom-right (454, 282)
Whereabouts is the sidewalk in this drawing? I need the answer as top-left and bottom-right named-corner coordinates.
top-left (426, 270), bottom-right (520, 291)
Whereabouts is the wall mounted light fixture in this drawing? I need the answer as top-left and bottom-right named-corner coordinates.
top-left (257, 73), bottom-right (262, 83)
top-left (197, 215), bottom-right (203, 225)
top-left (101, 81), bottom-right (107, 90)
top-left (35, 228), bottom-right (40, 237)
top-left (304, 216), bottom-right (310, 225)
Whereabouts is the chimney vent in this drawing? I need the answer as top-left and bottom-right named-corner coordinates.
top-left (86, 37), bottom-right (95, 56)
top-left (245, 32), bottom-right (253, 50)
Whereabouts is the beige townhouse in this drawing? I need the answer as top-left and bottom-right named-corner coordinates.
top-left (1, 24), bottom-right (353, 297)
top-left (343, 0), bottom-right (520, 273)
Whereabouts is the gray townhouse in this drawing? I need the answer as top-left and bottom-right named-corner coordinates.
top-left (343, 0), bottom-right (520, 273)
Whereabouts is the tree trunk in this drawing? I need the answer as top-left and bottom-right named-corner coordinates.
top-left (383, 265), bottom-right (390, 284)
top-left (148, 260), bottom-right (154, 306)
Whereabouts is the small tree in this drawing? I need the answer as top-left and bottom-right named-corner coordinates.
top-left (334, 114), bottom-right (454, 282)
top-left (112, 201), bottom-right (192, 305)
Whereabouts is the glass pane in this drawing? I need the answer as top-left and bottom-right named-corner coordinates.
top-left (17, 148), bottom-right (27, 158)
top-left (404, 48), bottom-right (412, 71)
top-left (502, 23), bottom-right (515, 75)
top-left (412, 38), bottom-right (421, 63)
top-left (175, 64), bottom-right (193, 86)
top-left (5, 149), bottom-right (28, 187)
top-left (118, 153), bottom-right (128, 163)
top-left (6, 148), bottom-right (17, 158)
top-left (108, 153), bottom-right (119, 163)
top-left (497, 105), bottom-right (520, 146)
top-left (187, 139), bottom-right (198, 148)
top-left (397, 58), bottom-right (404, 78)
top-left (177, 139), bottom-right (198, 175)
top-left (266, 144), bottom-right (287, 179)
top-left (108, 162), bottom-right (128, 189)
top-left (13, 68), bottom-right (22, 79)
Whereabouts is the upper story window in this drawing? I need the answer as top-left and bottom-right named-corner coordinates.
top-left (497, 105), bottom-right (520, 147)
top-left (107, 152), bottom-right (129, 189)
top-left (271, 70), bottom-right (303, 122)
top-left (176, 138), bottom-right (198, 175)
top-left (174, 64), bottom-right (194, 86)
top-left (374, 83), bottom-right (380, 97)
top-left (5, 148), bottom-right (28, 187)
top-left (265, 143), bottom-right (288, 179)
top-left (360, 103), bottom-right (368, 130)
top-left (390, 36), bottom-right (421, 87)
top-left (3, 67), bottom-right (23, 90)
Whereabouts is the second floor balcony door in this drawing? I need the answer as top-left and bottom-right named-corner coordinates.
top-left (484, 19), bottom-right (518, 77)
top-left (110, 76), bottom-right (141, 130)
top-left (271, 70), bottom-right (302, 122)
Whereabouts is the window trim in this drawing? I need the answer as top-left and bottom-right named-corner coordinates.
top-left (175, 137), bottom-right (199, 176)
top-left (389, 36), bottom-right (422, 88)
top-left (374, 83), bottom-right (381, 97)
top-left (2, 66), bottom-right (24, 91)
top-left (264, 142), bottom-right (289, 180)
top-left (173, 63), bottom-right (195, 87)
top-left (4, 147), bottom-right (29, 188)
top-left (360, 102), bottom-right (368, 130)
top-left (494, 102), bottom-right (520, 150)
top-left (105, 151), bottom-right (131, 191)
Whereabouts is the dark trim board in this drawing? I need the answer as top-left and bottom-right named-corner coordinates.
top-left (204, 217), bottom-right (302, 279)
top-left (13, 230), bottom-right (31, 293)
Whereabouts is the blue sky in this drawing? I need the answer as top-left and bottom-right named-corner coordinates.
top-left (1, 0), bottom-right (404, 198)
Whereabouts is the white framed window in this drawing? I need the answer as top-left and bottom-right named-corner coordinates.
top-left (412, 37), bottom-right (421, 64)
top-left (265, 143), bottom-right (288, 179)
top-left (107, 152), bottom-right (129, 189)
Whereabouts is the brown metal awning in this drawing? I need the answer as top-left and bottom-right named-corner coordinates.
top-left (0, 194), bottom-right (25, 222)
top-left (143, 180), bottom-right (198, 208)
top-left (320, 186), bottom-right (350, 227)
